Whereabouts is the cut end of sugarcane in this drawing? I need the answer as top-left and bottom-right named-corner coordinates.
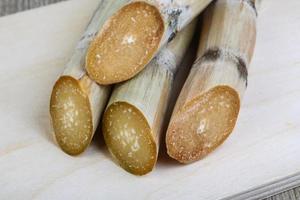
top-left (166, 86), bottom-right (240, 163)
top-left (102, 102), bottom-right (157, 175)
top-left (86, 1), bottom-right (164, 85)
top-left (50, 76), bottom-right (93, 155)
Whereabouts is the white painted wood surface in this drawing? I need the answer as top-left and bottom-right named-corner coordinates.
top-left (0, 0), bottom-right (299, 199)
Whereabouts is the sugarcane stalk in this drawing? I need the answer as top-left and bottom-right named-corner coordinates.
top-left (85, 0), bottom-right (213, 85)
top-left (50, 0), bottom-right (130, 155)
top-left (102, 21), bottom-right (196, 175)
top-left (166, 0), bottom-right (259, 163)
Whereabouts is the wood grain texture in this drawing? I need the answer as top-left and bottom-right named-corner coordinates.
top-left (226, 172), bottom-right (300, 200)
top-left (0, 0), bottom-right (66, 16)
top-left (265, 187), bottom-right (300, 200)
top-left (0, 0), bottom-right (300, 200)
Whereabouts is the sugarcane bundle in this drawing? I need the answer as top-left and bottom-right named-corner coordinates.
top-left (50, 0), bottom-right (130, 155)
top-left (85, 0), bottom-right (213, 85)
top-left (166, 0), bottom-right (259, 163)
top-left (102, 21), bottom-right (196, 175)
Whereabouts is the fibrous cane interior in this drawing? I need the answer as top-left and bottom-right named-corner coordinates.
top-left (103, 102), bottom-right (156, 175)
top-left (86, 2), bottom-right (164, 84)
top-left (50, 76), bottom-right (92, 155)
top-left (167, 86), bottom-right (240, 163)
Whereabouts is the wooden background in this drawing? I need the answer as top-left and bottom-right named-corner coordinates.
top-left (0, 0), bottom-right (299, 200)
top-left (0, 0), bottom-right (66, 16)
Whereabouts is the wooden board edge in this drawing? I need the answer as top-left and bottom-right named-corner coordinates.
top-left (223, 172), bottom-right (300, 200)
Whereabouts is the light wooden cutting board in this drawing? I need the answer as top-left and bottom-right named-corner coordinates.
top-left (0, 0), bottom-right (299, 199)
